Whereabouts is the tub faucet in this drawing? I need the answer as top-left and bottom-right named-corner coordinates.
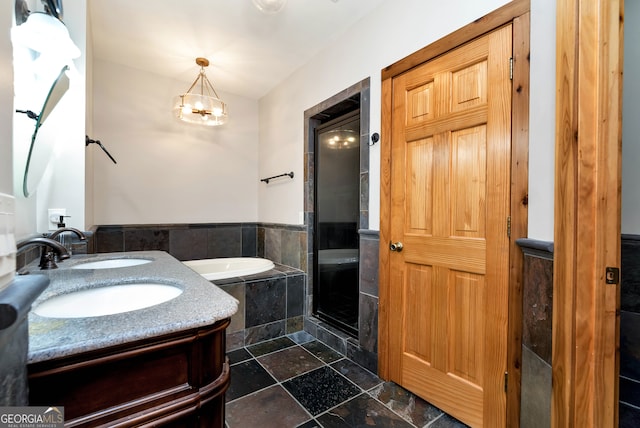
top-left (17, 237), bottom-right (70, 270)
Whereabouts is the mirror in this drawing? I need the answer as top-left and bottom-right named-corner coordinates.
top-left (20, 65), bottom-right (69, 197)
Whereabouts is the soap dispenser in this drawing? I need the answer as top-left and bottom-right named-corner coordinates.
top-left (56, 215), bottom-right (71, 254)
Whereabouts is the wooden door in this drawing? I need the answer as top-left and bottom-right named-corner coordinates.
top-left (387, 24), bottom-right (512, 427)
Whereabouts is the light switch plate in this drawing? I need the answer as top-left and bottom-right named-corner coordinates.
top-left (48, 208), bottom-right (66, 230)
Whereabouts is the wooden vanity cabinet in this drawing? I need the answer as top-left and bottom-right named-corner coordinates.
top-left (28, 318), bottom-right (230, 427)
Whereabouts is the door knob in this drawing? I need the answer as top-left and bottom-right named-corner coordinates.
top-left (390, 242), bottom-right (403, 252)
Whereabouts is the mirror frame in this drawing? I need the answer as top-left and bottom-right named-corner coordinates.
top-left (22, 65), bottom-right (69, 197)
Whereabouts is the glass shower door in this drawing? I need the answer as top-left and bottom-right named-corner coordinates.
top-left (314, 114), bottom-right (360, 337)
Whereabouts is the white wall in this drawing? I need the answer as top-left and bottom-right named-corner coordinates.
top-left (8, 0), bottom-right (565, 240)
top-left (258, 0), bottom-right (558, 239)
top-left (623, 1), bottom-right (640, 234)
top-left (528, 0), bottom-right (556, 241)
top-left (91, 60), bottom-right (259, 225)
top-left (11, 1), bottom-right (86, 237)
top-left (0, 2), bottom-right (13, 195)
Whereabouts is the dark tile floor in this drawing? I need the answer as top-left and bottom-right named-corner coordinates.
top-left (225, 332), bottom-right (469, 428)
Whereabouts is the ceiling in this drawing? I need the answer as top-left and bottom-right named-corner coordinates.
top-left (88, 0), bottom-right (387, 100)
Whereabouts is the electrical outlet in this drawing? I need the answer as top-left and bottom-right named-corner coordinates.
top-left (48, 208), bottom-right (66, 230)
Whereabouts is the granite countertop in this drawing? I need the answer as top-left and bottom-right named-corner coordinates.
top-left (27, 251), bottom-right (238, 364)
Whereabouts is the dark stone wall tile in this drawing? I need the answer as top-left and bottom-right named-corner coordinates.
top-left (124, 229), bottom-right (170, 252)
top-left (346, 339), bottom-right (377, 374)
top-left (304, 317), bottom-right (318, 337)
top-left (305, 153), bottom-right (314, 212)
top-left (242, 225), bottom-right (257, 257)
top-left (207, 226), bottom-right (242, 258)
top-left (226, 331), bottom-right (244, 351)
top-left (620, 376), bottom-right (640, 409)
top-left (299, 232), bottom-right (308, 271)
top-left (245, 321), bottom-right (286, 345)
top-left (622, 236), bottom-right (640, 312)
top-left (287, 274), bottom-right (305, 318)
top-left (265, 228), bottom-right (282, 264)
top-left (316, 323), bottom-right (347, 355)
top-left (620, 402), bottom-right (640, 427)
top-left (359, 236), bottom-right (379, 297)
top-left (522, 253), bottom-right (553, 365)
top-left (621, 310), bottom-right (640, 380)
top-left (95, 228), bottom-right (124, 253)
top-left (257, 226), bottom-right (265, 257)
top-left (360, 172), bottom-right (369, 224)
top-left (359, 293), bottom-right (378, 354)
top-left (245, 278), bottom-right (287, 327)
top-left (520, 345), bottom-right (552, 428)
top-left (282, 229), bottom-right (301, 268)
top-left (169, 229), bottom-right (208, 261)
top-left (218, 282), bottom-right (245, 334)
top-left (287, 316), bottom-right (304, 334)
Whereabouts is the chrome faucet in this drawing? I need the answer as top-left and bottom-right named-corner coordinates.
top-left (49, 227), bottom-right (87, 256)
top-left (17, 237), bottom-right (70, 270)
top-left (49, 227), bottom-right (87, 242)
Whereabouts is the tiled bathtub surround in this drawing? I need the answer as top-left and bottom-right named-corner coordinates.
top-left (93, 223), bottom-right (307, 270)
top-left (93, 222), bottom-right (378, 371)
top-left (214, 264), bottom-right (306, 350)
top-left (516, 238), bottom-right (553, 428)
top-left (93, 224), bottom-right (259, 260)
top-left (621, 234), bottom-right (640, 425)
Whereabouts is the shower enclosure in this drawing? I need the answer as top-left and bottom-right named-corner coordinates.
top-left (314, 111), bottom-right (360, 337)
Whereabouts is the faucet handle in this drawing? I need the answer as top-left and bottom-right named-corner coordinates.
top-left (39, 251), bottom-right (59, 269)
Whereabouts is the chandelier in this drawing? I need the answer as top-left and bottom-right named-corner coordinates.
top-left (174, 57), bottom-right (228, 126)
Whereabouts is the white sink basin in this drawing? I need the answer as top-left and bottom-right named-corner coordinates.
top-left (33, 283), bottom-right (183, 318)
top-left (71, 258), bottom-right (152, 270)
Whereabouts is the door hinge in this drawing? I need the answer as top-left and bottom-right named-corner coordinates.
top-left (509, 57), bottom-right (513, 80)
top-left (505, 371), bottom-right (508, 392)
top-left (507, 216), bottom-right (511, 238)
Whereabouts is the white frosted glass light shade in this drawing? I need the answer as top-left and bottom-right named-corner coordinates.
top-left (252, 0), bottom-right (287, 14)
top-left (173, 93), bottom-right (228, 126)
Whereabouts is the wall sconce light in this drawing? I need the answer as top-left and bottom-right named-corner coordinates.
top-left (173, 57), bottom-right (228, 127)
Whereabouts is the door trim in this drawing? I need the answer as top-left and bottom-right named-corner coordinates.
top-left (552, 0), bottom-right (622, 426)
top-left (379, 1), bottom-right (530, 426)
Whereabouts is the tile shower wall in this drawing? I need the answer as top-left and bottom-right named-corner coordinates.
top-left (621, 234), bottom-right (640, 426)
top-left (516, 239), bottom-right (553, 428)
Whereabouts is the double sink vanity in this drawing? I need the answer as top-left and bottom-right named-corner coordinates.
top-left (25, 250), bottom-right (238, 427)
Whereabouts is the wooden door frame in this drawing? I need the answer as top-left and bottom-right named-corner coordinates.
top-left (552, 0), bottom-right (622, 426)
top-left (379, 1), bottom-right (530, 426)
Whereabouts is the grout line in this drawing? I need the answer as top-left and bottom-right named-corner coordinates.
top-left (227, 341), bottom-right (451, 428)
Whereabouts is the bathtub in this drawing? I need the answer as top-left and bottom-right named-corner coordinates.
top-left (182, 257), bottom-right (275, 281)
